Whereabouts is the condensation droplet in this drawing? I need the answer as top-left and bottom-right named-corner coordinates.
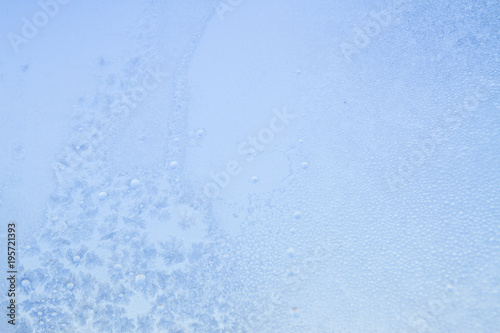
top-left (250, 176), bottom-right (259, 184)
top-left (130, 179), bottom-right (141, 189)
top-left (135, 273), bottom-right (146, 284)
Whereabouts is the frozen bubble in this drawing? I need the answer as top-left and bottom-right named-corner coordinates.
top-left (38, 311), bottom-right (43, 316)
top-left (293, 211), bottom-right (302, 219)
top-left (135, 273), bottom-right (146, 284)
top-left (196, 129), bottom-right (205, 137)
top-left (66, 282), bottom-right (74, 290)
top-left (130, 179), bottom-right (141, 189)
top-left (250, 176), bottom-right (259, 184)
top-left (157, 304), bottom-right (165, 311)
top-left (21, 279), bottom-right (30, 287)
top-left (73, 255), bottom-right (81, 263)
top-left (98, 191), bottom-right (108, 200)
top-left (39, 321), bottom-right (44, 325)
top-left (52, 312), bottom-right (57, 317)
top-left (301, 162), bottom-right (309, 169)
top-left (287, 247), bottom-right (296, 258)
top-left (169, 161), bottom-right (178, 169)
top-left (52, 289), bottom-right (58, 294)
top-left (113, 263), bottom-right (123, 271)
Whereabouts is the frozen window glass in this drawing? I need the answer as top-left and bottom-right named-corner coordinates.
top-left (0, 0), bottom-right (499, 332)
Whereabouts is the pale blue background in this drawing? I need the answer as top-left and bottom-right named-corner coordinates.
top-left (0, 0), bottom-right (499, 332)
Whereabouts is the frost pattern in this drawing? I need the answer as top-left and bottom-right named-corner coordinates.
top-left (5, 0), bottom-right (500, 332)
